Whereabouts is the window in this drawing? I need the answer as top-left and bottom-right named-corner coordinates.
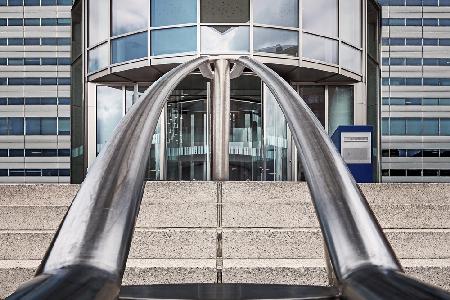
top-left (152, 0), bottom-right (197, 27)
top-left (201, 0), bottom-right (250, 23)
top-left (26, 118), bottom-right (57, 135)
top-left (152, 27), bottom-right (197, 56)
top-left (341, 44), bottom-right (362, 73)
top-left (112, 0), bottom-right (148, 36)
top-left (441, 119), bottom-right (450, 135)
top-left (253, 0), bottom-right (298, 28)
top-left (8, 118), bottom-right (24, 135)
top-left (200, 26), bottom-right (249, 54)
top-left (390, 118), bottom-right (406, 135)
top-left (58, 118), bottom-right (70, 135)
top-left (88, 43), bottom-right (109, 73)
top-left (341, 0), bottom-right (361, 46)
top-left (96, 86), bottom-right (124, 153)
top-left (112, 32), bottom-right (148, 63)
top-left (253, 28), bottom-right (298, 56)
top-left (303, 0), bottom-right (338, 37)
top-left (303, 34), bottom-right (338, 64)
top-left (422, 119), bottom-right (439, 135)
top-left (298, 86), bottom-right (326, 127)
top-left (328, 86), bottom-right (354, 134)
top-left (89, 0), bottom-right (109, 46)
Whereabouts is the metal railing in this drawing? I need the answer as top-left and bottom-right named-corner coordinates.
top-left (7, 56), bottom-right (450, 300)
top-left (235, 56), bottom-right (450, 300)
top-left (7, 56), bottom-right (210, 300)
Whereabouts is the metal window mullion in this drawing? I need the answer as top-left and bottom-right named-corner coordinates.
top-left (250, 0), bottom-right (254, 55)
top-left (197, 0), bottom-right (200, 55)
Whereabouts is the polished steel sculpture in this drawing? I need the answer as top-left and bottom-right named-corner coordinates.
top-left (7, 56), bottom-right (450, 300)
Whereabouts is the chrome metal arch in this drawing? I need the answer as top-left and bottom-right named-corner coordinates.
top-left (8, 56), bottom-right (450, 300)
top-left (8, 56), bottom-right (211, 300)
top-left (234, 56), bottom-right (450, 299)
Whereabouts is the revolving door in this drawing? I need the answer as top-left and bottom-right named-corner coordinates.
top-left (148, 73), bottom-right (293, 181)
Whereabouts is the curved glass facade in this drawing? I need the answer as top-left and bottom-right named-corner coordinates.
top-left (86, 0), bottom-right (364, 75)
top-left (74, 0), bottom-right (381, 183)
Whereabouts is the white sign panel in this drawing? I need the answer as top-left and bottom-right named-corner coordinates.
top-left (340, 132), bottom-right (372, 164)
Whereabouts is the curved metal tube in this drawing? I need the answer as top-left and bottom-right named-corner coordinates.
top-left (8, 56), bottom-right (210, 299)
top-left (235, 57), bottom-right (400, 279)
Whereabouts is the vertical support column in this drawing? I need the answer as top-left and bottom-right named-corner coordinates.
top-left (211, 59), bottom-right (230, 181)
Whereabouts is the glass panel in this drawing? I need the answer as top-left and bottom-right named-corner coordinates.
top-left (406, 118), bottom-right (422, 135)
top-left (41, 118), bottom-right (57, 135)
top-left (303, 33), bottom-right (338, 64)
top-left (263, 84), bottom-right (288, 181)
top-left (112, 32), bottom-right (148, 63)
top-left (96, 86), bottom-right (124, 154)
top-left (26, 118), bottom-right (41, 135)
top-left (253, 27), bottom-right (298, 56)
top-left (152, 27), bottom-right (197, 56)
top-left (298, 86), bottom-right (325, 127)
top-left (89, 0), bottom-right (109, 46)
top-left (341, 44), bottom-right (362, 73)
top-left (367, 0), bottom-right (379, 60)
top-left (201, 26), bottom-right (249, 54)
top-left (201, 0), bottom-right (250, 23)
top-left (166, 99), bottom-right (207, 181)
top-left (88, 43), bottom-right (109, 73)
top-left (390, 119), bottom-right (406, 135)
top-left (125, 86), bottom-right (135, 112)
top-left (152, 0), bottom-right (197, 27)
top-left (303, 0), bottom-right (338, 37)
top-left (328, 86), bottom-right (354, 135)
top-left (112, 0), bottom-right (148, 36)
top-left (253, 0), bottom-right (298, 27)
top-left (422, 119), bottom-right (439, 135)
top-left (341, 0), bottom-right (361, 46)
top-left (9, 118), bottom-right (24, 135)
top-left (58, 118), bottom-right (70, 135)
top-left (441, 119), bottom-right (450, 135)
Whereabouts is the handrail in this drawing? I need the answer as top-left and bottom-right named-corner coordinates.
top-left (235, 56), bottom-right (450, 299)
top-left (7, 56), bottom-right (210, 300)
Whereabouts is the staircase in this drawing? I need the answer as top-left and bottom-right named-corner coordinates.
top-left (0, 182), bottom-right (449, 299)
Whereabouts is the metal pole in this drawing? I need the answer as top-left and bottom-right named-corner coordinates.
top-left (212, 59), bottom-right (230, 181)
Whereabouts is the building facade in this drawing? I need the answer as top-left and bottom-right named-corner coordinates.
top-left (71, 0), bottom-right (381, 183)
top-left (380, 0), bottom-right (450, 182)
top-left (0, 0), bottom-right (72, 183)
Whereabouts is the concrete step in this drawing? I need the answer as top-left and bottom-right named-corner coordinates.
top-left (1, 228), bottom-right (448, 261)
top-left (0, 259), bottom-right (217, 299)
top-left (2, 259), bottom-right (449, 299)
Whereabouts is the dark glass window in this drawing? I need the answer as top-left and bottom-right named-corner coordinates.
top-left (24, 0), bottom-right (39, 5)
top-left (24, 58), bottom-right (40, 65)
top-left (381, 169), bottom-right (389, 176)
top-left (441, 119), bottom-right (450, 135)
top-left (407, 169), bottom-right (422, 176)
top-left (407, 149), bottom-right (422, 157)
top-left (8, 118), bottom-right (24, 135)
top-left (41, 97), bottom-right (57, 105)
top-left (25, 98), bottom-right (42, 105)
top-left (9, 149), bottom-right (24, 157)
top-left (8, 18), bottom-right (23, 26)
top-left (41, 18), bottom-right (57, 26)
top-left (441, 170), bottom-right (450, 176)
top-left (201, 0), bottom-right (250, 23)
top-left (25, 118), bottom-right (41, 135)
top-left (423, 18), bottom-right (438, 26)
top-left (0, 118), bottom-right (7, 135)
top-left (441, 150), bottom-right (450, 157)
top-left (8, 98), bottom-right (24, 105)
top-left (406, 18), bottom-right (422, 25)
top-left (0, 170), bottom-right (7, 176)
top-left (390, 169), bottom-right (406, 176)
top-left (423, 149), bottom-right (440, 157)
top-left (58, 98), bottom-right (71, 105)
top-left (382, 149), bottom-right (389, 157)
top-left (42, 169), bottom-right (58, 176)
top-left (24, 38), bottom-right (40, 45)
top-left (59, 169), bottom-right (70, 176)
top-left (9, 38), bottom-right (24, 45)
top-left (58, 149), bottom-right (70, 156)
top-left (41, 0), bottom-right (57, 4)
top-left (25, 169), bottom-right (41, 176)
top-left (42, 58), bottom-right (57, 65)
top-left (9, 169), bottom-right (25, 176)
top-left (24, 18), bottom-right (40, 26)
top-left (424, 38), bottom-right (438, 45)
top-left (423, 169), bottom-right (439, 176)
top-left (0, 150), bottom-right (7, 157)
